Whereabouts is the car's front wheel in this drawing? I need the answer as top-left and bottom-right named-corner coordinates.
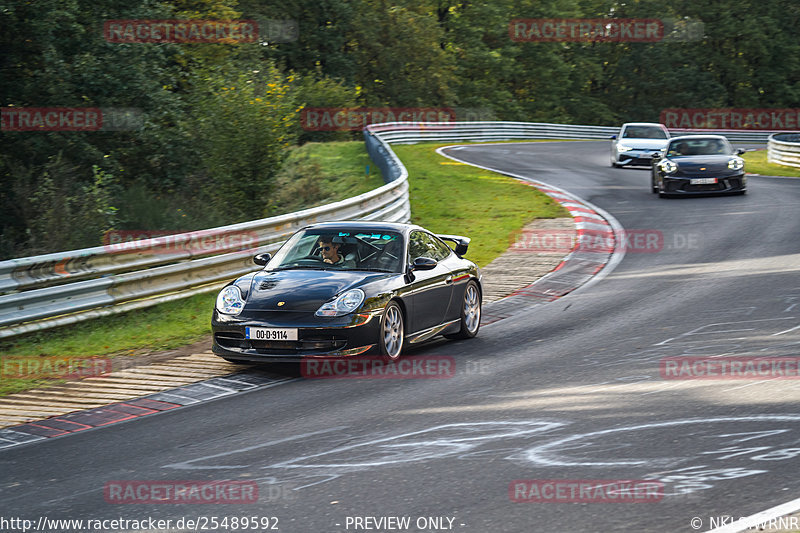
top-left (445, 281), bottom-right (481, 340)
top-left (378, 301), bottom-right (404, 361)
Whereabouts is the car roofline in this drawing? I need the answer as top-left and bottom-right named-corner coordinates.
top-left (667, 134), bottom-right (730, 141)
top-left (621, 122), bottom-right (669, 127)
top-left (297, 221), bottom-right (427, 238)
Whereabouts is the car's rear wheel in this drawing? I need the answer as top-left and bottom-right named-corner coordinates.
top-left (445, 281), bottom-right (481, 340)
top-left (379, 301), bottom-right (404, 361)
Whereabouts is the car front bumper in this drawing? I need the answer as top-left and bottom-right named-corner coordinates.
top-left (660, 173), bottom-right (746, 195)
top-left (211, 309), bottom-right (383, 363)
top-left (615, 150), bottom-right (657, 166)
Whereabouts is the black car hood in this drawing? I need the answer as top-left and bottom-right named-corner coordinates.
top-left (672, 155), bottom-right (735, 173)
top-left (243, 269), bottom-right (396, 312)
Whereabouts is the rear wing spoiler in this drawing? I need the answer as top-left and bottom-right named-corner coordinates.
top-left (437, 234), bottom-right (471, 257)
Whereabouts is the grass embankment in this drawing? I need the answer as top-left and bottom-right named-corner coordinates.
top-left (743, 149), bottom-right (800, 178)
top-left (0, 140), bottom-right (567, 396)
top-left (393, 143), bottom-right (568, 266)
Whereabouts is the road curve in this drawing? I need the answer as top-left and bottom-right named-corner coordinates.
top-left (3, 141), bottom-right (800, 533)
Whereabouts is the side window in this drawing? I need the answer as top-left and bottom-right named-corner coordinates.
top-left (429, 234), bottom-right (453, 260)
top-left (408, 231), bottom-right (451, 262)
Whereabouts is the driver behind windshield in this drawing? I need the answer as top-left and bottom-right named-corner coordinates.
top-left (318, 235), bottom-right (357, 268)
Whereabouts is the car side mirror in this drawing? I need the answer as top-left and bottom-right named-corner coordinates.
top-left (736, 148), bottom-right (745, 155)
top-left (651, 152), bottom-right (662, 161)
top-left (410, 257), bottom-right (437, 271)
top-left (610, 134), bottom-right (617, 140)
top-left (253, 252), bottom-right (272, 266)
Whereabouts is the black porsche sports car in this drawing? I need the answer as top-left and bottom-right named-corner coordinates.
top-left (651, 135), bottom-right (747, 197)
top-left (212, 221), bottom-right (482, 363)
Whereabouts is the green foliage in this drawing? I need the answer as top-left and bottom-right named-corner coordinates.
top-left (1, 156), bottom-right (119, 256)
top-left (185, 64), bottom-right (300, 221)
top-left (268, 141), bottom-right (385, 215)
top-left (295, 72), bottom-right (361, 143)
top-left (3, 0), bottom-right (800, 258)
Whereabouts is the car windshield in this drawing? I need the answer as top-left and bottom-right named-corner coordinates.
top-left (622, 126), bottom-right (668, 139)
top-left (667, 139), bottom-right (732, 157)
top-left (266, 229), bottom-right (404, 273)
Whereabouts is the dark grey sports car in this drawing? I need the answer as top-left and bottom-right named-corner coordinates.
top-left (212, 221), bottom-right (482, 363)
top-left (651, 135), bottom-right (747, 197)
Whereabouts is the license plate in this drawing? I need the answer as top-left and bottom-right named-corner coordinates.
top-left (245, 327), bottom-right (298, 341)
top-left (690, 178), bottom-right (717, 185)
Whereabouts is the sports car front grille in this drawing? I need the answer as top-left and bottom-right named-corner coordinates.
top-left (665, 177), bottom-right (744, 193)
top-left (621, 156), bottom-right (653, 166)
top-left (685, 182), bottom-right (725, 192)
top-left (214, 332), bottom-right (347, 354)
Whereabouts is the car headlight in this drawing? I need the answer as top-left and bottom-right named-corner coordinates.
top-left (660, 159), bottom-right (678, 174)
top-left (315, 289), bottom-right (365, 317)
top-left (616, 145), bottom-right (633, 152)
top-left (216, 286), bottom-right (245, 315)
top-left (728, 157), bottom-right (744, 170)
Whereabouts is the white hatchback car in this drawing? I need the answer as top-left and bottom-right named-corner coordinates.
top-left (610, 122), bottom-right (670, 167)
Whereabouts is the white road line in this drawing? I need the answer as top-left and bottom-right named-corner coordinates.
top-left (720, 379), bottom-right (775, 392)
top-left (706, 497), bottom-right (800, 532)
top-left (772, 324), bottom-right (800, 336)
top-left (435, 144), bottom-right (627, 298)
top-left (639, 381), bottom-right (686, 395)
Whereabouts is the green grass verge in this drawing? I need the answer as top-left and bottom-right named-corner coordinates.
top-left (269, 141), bottom-right (385, 213)
top-left (0, 292), bottom-right (216, 395)
top-left (0, 139), bottom-right (568, 396)
top-left (743, 148), bottom-right (800, 178)
top-left (393, 143), bottom-right (569, 267)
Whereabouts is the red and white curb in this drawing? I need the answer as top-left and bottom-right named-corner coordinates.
top-left (436, 145), bottom-right (626, 325)
top-left (0, 373), bottom-right (294, 450)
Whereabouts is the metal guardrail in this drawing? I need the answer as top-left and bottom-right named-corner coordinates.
top-left (0, 128), bottom-right (409, 338)
top-left (367, 121), bottom-right (774, 144)
top-left (768, 133), bottom-right (800, 169)
top-left (0, 120), bottom-right (782, 338)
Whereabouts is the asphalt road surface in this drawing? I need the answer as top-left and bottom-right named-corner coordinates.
top-left (3, 141), bottom-right (800, 533)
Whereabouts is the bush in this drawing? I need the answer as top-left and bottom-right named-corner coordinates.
top-left (185, 64), bottom-right (300, 222)
top-left (0, 156), bottom-right (119, 257)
